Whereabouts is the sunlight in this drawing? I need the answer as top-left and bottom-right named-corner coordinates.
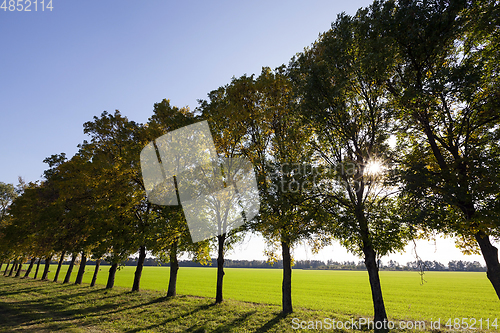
top-left (365, 159), bottom-right (384, 176)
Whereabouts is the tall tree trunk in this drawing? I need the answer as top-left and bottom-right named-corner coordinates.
top-left (475, 231), bottom-right (500, 299)
top-left (63, 254), bottom-right (77, 284)
top-left (15, 261), bottom-right (23, 277)
top-left (75, 252), bottom-right (87, 285)
top-left (3, 262), bottom-right (10, 276)
top-left (167, 239), bottom-right (179, 297)
top-left (8, 259), bottom-right (17, 276)
top-left (53, 251), bottom-right (66, 283)
top-left (34, 258), bottom-right (42, 279)
top-left (90, 258), bottom-right (100, 287)
top-left (132, 246), bottom-right (147, 292)
top-left (41, 255), bottom-right (53, 280)
top-left (363, 242), bottom-right (388, 331)
top-left (24, 257), bottom-right (36, 278)
top-left (0, 263), bottom-right (3, 272)
top-left (215, 234), bottom-right (226, 304)
top-left (106, 263), bottom-right (118, 289)
top-left (281, 240), bottom-right (293, 314)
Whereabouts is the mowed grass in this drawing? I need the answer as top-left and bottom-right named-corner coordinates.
top-left (1, 276), bottom-right (326, 332)
top-left (28, 263), bottom-right (500, 323)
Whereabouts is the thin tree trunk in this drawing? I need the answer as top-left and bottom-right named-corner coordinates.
top-left (281, 240), bottom-right (293, 314)
top-left (12, 262), bottom-right (19, 275)
top-left (53, 251), bottom-right (66, 283)
top-left (90, 258), bottom-right (100, 287)
top-left (34, 258), bottom-right (42, 279)
top-left (167, 239), bottom-right (179, 297)
top-left (106, 263), bottom-right (118, 289)
top-left (3, 262), bottom-right (10, 276)
top-left (132, 246), bottom-right (147, 292)
top-left (15, 261), bottom-right (23, 277)
top-left (41, 255), bottom-right (53, 280)
top-left (24, 257), bottom-right (36, 278)
top-left (75, 252), bottom-right (87, 285)
top-left (363, 242), bottom-right (388, 331)
top-left (63, 254), bottom-right (76, 284)
top-left (215, 234), bottom-right (226, 304)
top-left (8, 259), bottom-right (17, 276)
top-left (0, 263), bottom-right (3, 272)
top-left (475, 231), bottom-right (500, 299)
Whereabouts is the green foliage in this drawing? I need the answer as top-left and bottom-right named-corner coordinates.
top-left (0, 182), bottom-right (17, 222)
top-left (381, 0), bottom-right (500, 245)
top-left (291, 6), bottom-right (411, 258)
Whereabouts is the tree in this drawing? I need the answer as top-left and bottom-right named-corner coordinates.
top-left (0, 182), bottom-right (17, 273)
top-left (0, 182), bottom-right (17, 222)
top-left (381, 0), bottom-right (500, 298)
top-left (199, 67), bottom-right (325, 312)
top-left (291, 6), bottom-right (411, 325)
top-left (80, 110), bottom-right (146, 290)
top-left (144, 99), bottom-right (212, 297)
top-left (198, 82), bottom-right (259, 304)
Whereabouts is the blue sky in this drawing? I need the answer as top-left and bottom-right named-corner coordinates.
top-left (1, 0), bottom-right (372, 186)
top-left (0, 1), bottom-right (488, 265)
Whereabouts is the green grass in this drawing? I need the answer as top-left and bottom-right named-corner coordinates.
top-left (0, 276), bottom-right (312, 332)
top-left (2, 264), bottom-right (499, 332)
top-left (23, 263), bottom-right (500, 322)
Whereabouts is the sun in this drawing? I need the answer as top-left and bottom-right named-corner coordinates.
top-left (365, 159), bottom-right (384, 176)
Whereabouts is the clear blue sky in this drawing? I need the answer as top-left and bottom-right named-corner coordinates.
top-left (1, 0), bottom-right (372, 186)
top-left (0, 0), bottom-right (488, 265)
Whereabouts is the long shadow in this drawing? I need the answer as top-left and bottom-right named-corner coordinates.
top-left (255, 312), bottom-right (288, 332)
top-left (185, 327), bottom-right (208, 333)
top-left (212, 310), bottom-right (257, 333)
top-left (0, 282), bottom-right (131, 331)
top-left (55, 291), bottom-right (179, 322)
top-left (123, 302), bottom-right (215, 333)
top-left (0, 285), bottom-right (47, 296)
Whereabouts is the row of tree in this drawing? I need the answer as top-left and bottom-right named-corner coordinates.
top-left (1, 0), bottom-right (499, 329)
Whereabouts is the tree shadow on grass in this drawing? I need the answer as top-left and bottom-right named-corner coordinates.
top-left (0, 285), bottom-right (130, 331)
top-left (123, 302), bottom-right (215, 333)
top-left (71, 292), bottom-right (178, 320)
top-left (255, 312), bottom-right (288, 332)
top-left (212, 310), bottom-right (257, 333)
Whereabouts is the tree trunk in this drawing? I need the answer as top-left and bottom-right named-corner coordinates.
top-left (75, 252), bottom-right (87, 285)
top-left (167, 240), bottom-right (179, 297)
top-left (363, 242), bottom-right (388, 331)
top-left (106, 263), bottom-right (118, 289)
top-left (132, 246), bottom-right (147, 292)
top-left (12, 262), bottom-right (19, 275)
top-left (90, 258), bottom-right (101, 287)
top-left (281, 240), bottom-right (293, 314)
top-left (63, 254), bottom-right (76, 284)
top-left (34, 258), bottom-right (42, 279)
top-left (15, 261), bottom-right (23, 277)
top-left (475, 231), bottom-right (500, 299)
top-left (215, 234), bottom-right (226, 304)
top-left (3, 262), bottom-right (10, 276)
top-left (8, 259), bottom-right (17, 276)
top-left (0, 263), bottom-right (3, 272)
top-left (24, 257), bottom-right (36, 278)
top-left (53, 251), bottom-right (66, 283)
top-left (41, 255), bottom-right (53, 280)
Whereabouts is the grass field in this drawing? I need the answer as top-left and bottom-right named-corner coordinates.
top-left (13, 263), bottom-right (500, 324)
top-left (0, 276), bottom-right (307, 332)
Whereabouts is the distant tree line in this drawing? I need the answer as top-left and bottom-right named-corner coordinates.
top-left (82, 257), bottom-right (487, 272)
top-left (1, 0), bottom-right (499, 329)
